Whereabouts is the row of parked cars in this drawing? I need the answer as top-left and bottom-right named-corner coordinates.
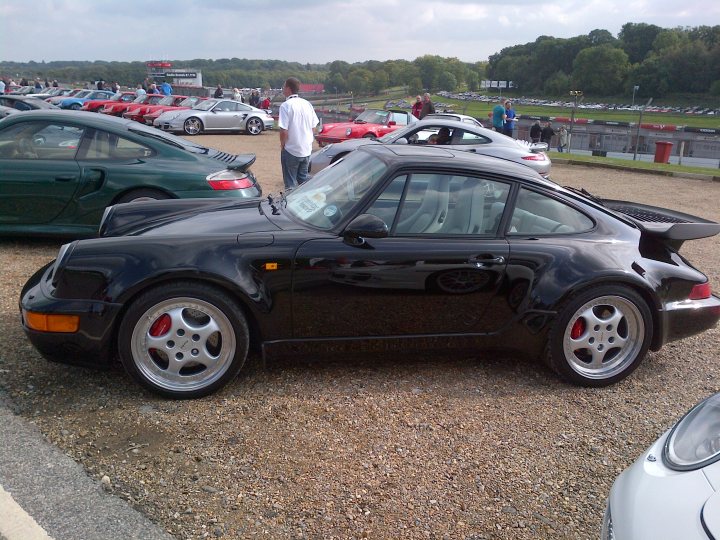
top-left (0, 87), bottom-right (275, 136)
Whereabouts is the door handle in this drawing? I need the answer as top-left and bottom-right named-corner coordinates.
top-left (468, 256), bottom-right (505, 267)
top-left (54, 175), bottom-right (76, 182)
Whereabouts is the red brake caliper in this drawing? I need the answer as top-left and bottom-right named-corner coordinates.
top-left (149, 313), bottom-right (171, 336)
top-left (570, 318), bottom-right (585, 340)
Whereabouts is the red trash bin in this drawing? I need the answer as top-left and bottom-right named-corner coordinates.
top-left (654, 141), bottom-right (673, 163)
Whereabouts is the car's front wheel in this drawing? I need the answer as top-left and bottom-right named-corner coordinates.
top-left (118, 282), bottom-right (249, 399)
top-left (245, 117), bottom-right (263, 135)
top-left (183, 117), bottom-right (203, 135)
top-left (544, 285), bottom-right (652, 386)
top-left (69, 103), bottom-right (81, 110)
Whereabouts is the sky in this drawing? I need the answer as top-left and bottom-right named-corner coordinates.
top-left (1, 0), bottom-right (716, 65)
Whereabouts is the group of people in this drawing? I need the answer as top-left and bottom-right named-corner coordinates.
top-left (411, 93), bottom-right (436, 119)
top-left (529, 120), bottom-right (569, 152)
top-left (491, 99), bottom-right (517, 137)
top-left (214, 85), bottom-right (271, 109)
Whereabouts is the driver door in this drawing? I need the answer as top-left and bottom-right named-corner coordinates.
top-left (292, 172), bottom-right (512, 339)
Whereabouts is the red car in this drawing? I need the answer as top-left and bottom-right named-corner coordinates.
top-left (122, 95), bottom-right (189, 122)
top-left (142, 96), bottom-right (207, 125)
top-left (100, 93), bottom-right (164, 116)
top-left (315, 109), bottom-right (417, 146)
top-left (81, 91), bottom-right (136, 112)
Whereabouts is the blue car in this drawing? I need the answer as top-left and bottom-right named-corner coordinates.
top-left (59, 90), bottom-right (115, 110)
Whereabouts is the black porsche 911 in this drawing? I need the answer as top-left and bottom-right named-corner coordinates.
top-left (20, 145), bottom-right (720, 398)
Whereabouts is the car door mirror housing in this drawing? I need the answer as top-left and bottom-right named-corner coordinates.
top-left (388, 120), bottom-right (396, 127)
top-left (344, 214), bottom-right (389, 244)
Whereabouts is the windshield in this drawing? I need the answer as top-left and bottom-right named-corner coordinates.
top-left (158, 96), bottom-right (175, 105)
top-left (194, 100), bottom-right (217, 111)
top-left (179, 97), bottom-right (199, 107)
top-left (355, 110), bottom-right (390, 125)
top-left (286, 151), bottom-right (388, 230)
top-left (132, 95), bottom-right (146, 103)
top-left (74, 90), bottom-right (92, 98)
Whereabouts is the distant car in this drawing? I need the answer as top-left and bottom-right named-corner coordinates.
top-left (0, 95), bottom-right (59, 111)
top-left (46, 88), bottom-right (84, 105)
top-left (154, 99), bottom-right (274, 136)
top-left (18, 145), bottom-right (720, 398)
top-left (309, 118), bottom-right (551, 177)
top-left (603, 392), bottom-right (720, 539)
top-left (27, 88), bottom-right (71, 100)
top-left (316, 109), bottom-right (416, 146)
top-left (81, 91), bottom-right (137, 113)
top-left (100, 93), bottom-right (165, 117)
top-left (0, 110), bottom-right (262, 237)
top-left (59, 90), bottom-right (115, 110)
top-left (423, 112), bottom-right (484, 128)
top-left (122, 95), bottom-right (189, 123)
top-left (142, 96), bottom-right (207, 125)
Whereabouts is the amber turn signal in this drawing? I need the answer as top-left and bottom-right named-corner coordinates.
top-left (24, 311), bottom-right (79, 333)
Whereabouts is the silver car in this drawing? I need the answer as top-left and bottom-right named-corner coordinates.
top-left (603, 392), bottom-right (720, 539)
top-left (309, 118), bottom-right (551, 177)
top-left (153, 98), bottom-right (274, 136)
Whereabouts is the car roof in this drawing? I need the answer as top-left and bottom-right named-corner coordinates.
top-left (358, 143), bottom-right (556, 188)
top-left (0, 109), bottom-right (138, 129)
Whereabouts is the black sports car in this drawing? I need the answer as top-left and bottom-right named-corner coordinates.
top-left (20, 145), bottom-right (720, 398)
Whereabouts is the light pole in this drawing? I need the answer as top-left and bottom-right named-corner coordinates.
top-left (632, 85), bottom-right (639, 108)
top-left (568, 90), bottom-right (583, 154)
top-left (633, 97), bottom-right (653, 161)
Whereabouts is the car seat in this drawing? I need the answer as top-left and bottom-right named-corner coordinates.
top-left (396, 175), bottom-right (451, 234)
top-left (439, 178), bottom-right (486, 235)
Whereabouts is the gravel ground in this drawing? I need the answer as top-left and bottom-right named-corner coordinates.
top-left (1, 132), bottom-right (719, 540)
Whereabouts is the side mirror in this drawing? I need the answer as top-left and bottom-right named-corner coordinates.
top-left (387, 120), bottom-right (396, 126)
top-left (343, 214), bottom-right (388, 245)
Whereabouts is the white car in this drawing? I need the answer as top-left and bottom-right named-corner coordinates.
top-left (603, 392), bottom-right (720, 539)
top-left (153, 98), bottom-right (274, 136)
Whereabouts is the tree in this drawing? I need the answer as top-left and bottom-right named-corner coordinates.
top-left (572, 45), bottom-right (630, 95)
top-left (543, 71), bottom-right (571, 96)
top-left (619, 22), bottom-right (662, 64)
top-left (437, 71), bottom-right (457, 92)
top-left (372, 70), bottom-right (389, 94)
top-left (347, 68), bottom-right (373, 95)
top-left (413, 55), bottom-right (444, 90)
top-left (466, 71), bottom-right (479, 91)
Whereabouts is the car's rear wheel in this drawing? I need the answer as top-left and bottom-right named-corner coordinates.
top-left (183, 117), bottom-right (203, 135)
top-left (245, 117), bottom-right (263, 135)
top-left (362, 133), bottom-right (376, 139)
top-left (116, 188), bottom-right (171, 204)
top-left (69, 103), bottom-right (81, 110)
top-left (118, 282), bottom-right (249, 399)
top-left (544, 285), bottom-right (652, 386)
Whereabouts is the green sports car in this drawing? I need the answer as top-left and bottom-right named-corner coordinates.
top-left (0, 110), bottom-right (262, 237)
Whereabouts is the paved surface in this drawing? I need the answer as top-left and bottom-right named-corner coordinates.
top-left (0, 394), bottom-right (174, 540)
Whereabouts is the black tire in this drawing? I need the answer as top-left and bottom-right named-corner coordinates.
top-left (69, 103), bottom-right (81, 110)
top-left (117, 282), bottom-right (249, 399)
top-left (245, 117), bottom-right (263, 135)
top-left (116, 188), bottom-right (171, 204)
top-left (362, 133), bottom-right (376, 139)
top-left (544, 285), bottom-right (652, 387)
top-left (183, 117), bottom-right (203, 135)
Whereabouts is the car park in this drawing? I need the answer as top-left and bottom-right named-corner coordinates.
top-left (81, 91), bottom-right (137, 112)
top-left (0, 110), bottom-right (262, 237)
top-left (100, 93), bottom-right (164, 117)
top-left (310, 118), bottom-right (551, 177)
top-left (46, 88), bottom-right (84, 105)
top-left (316, 109), bottom-right (416, 146)
top-left (122, 95), bottom-right (189, 123)
top-left (153, 98), bottom-right (274, 136)
top-left (19, 144), bottom-right (720, 399)
top-left (59, 89), bottom-right (115, 110)
top-left (603, 392), bottom-right (720, 539)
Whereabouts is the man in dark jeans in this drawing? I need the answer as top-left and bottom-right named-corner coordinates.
top-left (529, 120), bottom-right (542, 143)
top-left (541, 122), bottom-right (555, 146)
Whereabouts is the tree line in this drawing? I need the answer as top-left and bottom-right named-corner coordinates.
top-left (487, 23), bottom-right (720, 98)
top-left (2, 23), bottom-right (718, 98)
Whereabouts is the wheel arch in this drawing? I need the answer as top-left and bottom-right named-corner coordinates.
top-left (110, 187), bottom-right (176, 205)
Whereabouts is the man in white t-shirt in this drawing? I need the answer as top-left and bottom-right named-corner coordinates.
top-left (278, 77), bottom-right (319, 189)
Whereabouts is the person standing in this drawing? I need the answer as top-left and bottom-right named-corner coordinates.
top-left (249, 90), bottom-right (260, 108)
top-left (502, 100), bottom-right (516, 138)
top-left (492, 99), bottom-right (507, 132)
top-left (541, 122), bottom-right (555, 146)
top-left (557, 126), bottom-right (569, 152)
top-left (279, 77), bottom-right (319, 190)
top-left (135, 84), bottom-right (146, 97)
top-left (260, 95), bottom-right (271, 110)
top-left (411, 95), bottom-right (422, 119)
top-left (0, 79), bottom-right (5, 95)
top-left (214, 84), bottom-right (224, 98)
top-left (160, 81), bottom-right (172, 96)
top-left (419, 93), bottom-right (435, 119)
top-left (529, 120), bottom-right (542, 143)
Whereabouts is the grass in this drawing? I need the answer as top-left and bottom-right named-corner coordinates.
top-left (548, 152), bottom-right (719, 177)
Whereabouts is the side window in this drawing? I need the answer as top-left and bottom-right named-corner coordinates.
top-left (393, 174), bottom-right (511, 235)
top-left (454, 130), bottom-right (491, 145)
top-left (509, 188), bottom-right (594, 235)
top-left (82, 129), bottom-right (154, 160)
top-left (392, 113), bottom-right (410, 126)
top-left (0, 122), bottom-right (83, 160)
top-left (364, 175), bottom-right (407, 228)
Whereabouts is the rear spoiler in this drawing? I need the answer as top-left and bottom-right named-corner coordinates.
top-left (604, 199), bottom-right (720, 248)
top-left (226, 153), bottom-right (256, 171)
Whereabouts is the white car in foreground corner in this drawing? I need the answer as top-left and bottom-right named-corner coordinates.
top-left (603, 392), bottom-right (720, 539)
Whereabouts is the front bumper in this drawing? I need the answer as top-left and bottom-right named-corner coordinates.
top-left (605, 430), bottom-right (719, 539)
top-left (19, 262), bottom-right (122, 368)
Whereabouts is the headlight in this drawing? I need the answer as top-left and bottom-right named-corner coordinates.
top-left (345, 128), bottom-right (352, 136)
top-left (664, 393), bottom-right (720, 470)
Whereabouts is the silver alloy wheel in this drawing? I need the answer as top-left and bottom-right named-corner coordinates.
top-left (562, 295), bottom-right (645, 380)
top-left (184, 117), bottom-right (202, 135)
top-left (246, 117), bottom-right (262, 135)
top-left (129, 297), bottom-right (237, 393)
